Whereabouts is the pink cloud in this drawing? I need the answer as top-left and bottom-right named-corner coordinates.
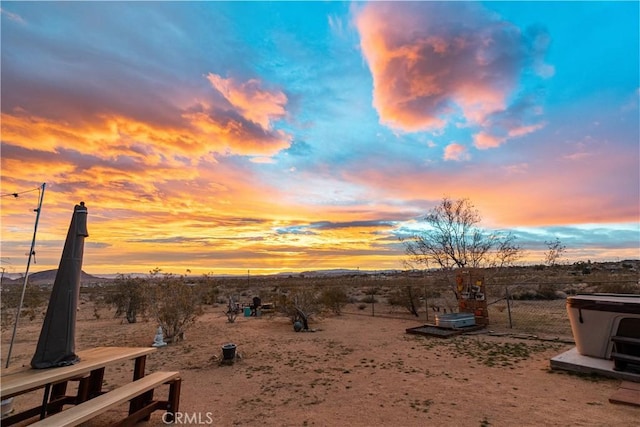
top-left (473, 132), bottom-right (505, 149)
top-left (355, 3), bottom-right (519, 131)
top-left (507, 123), bottom-right (545, 138)
top-left (473, 97), bottom-right (546, 149)
top-left (443, 143), bottom-right (469, 161)
top-left (355, 2), bottom-right (550, 145)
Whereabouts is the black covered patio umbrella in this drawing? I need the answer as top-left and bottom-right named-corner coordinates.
top-left (31, 202), bottom-right (88, 369)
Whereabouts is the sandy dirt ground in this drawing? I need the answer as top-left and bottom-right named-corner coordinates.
top-left (2, 304), bottom-right (638, 427)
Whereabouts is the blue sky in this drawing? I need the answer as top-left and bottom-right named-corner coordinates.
top-left (1, 1), bottom-right (638, 275)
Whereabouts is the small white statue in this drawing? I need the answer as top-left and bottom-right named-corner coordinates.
top-left (152, 326), bottom-right (167, 347)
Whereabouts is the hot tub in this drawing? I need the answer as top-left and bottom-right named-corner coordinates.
top-left (566, 294), bottom-right (640, 359)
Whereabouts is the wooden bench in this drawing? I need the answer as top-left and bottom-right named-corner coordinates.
top-left (30, 371), bottom-right (181, 426)
top-left (1, 347), bottom-right (158, 426)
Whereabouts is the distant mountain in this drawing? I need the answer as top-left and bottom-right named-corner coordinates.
top-left (281, 269), bottom-right (400, 277)
top-left (0, 269), bottom-right (112, 286)
top-left (91, 273), bottom-right (149, 279)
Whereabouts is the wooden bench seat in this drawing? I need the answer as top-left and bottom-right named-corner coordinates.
top-left (31, 371), bottom-right (181, 427)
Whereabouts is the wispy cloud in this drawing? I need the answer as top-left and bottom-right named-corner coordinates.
top-left (0, 7), bottom-right (24, 23)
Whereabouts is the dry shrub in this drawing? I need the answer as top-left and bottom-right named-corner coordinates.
top-left (1, 283), bottom-right (48, 330)
top-left (320, 286), bottom-right (348, 315)
top-left (387, 285), bottom-right (421, 317)
top-left (148, 274), bottom-right (203, 343)
top-left (594, 282), bottom-right (640, 294)
top-left (103, 274), bottom-right (149, 324)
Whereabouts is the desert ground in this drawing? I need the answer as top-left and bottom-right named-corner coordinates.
top-left (2, 299), bottom-right (638, 427)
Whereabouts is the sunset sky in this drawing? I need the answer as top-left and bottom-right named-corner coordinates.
top-left (1, 1), bottom-right (638, 276)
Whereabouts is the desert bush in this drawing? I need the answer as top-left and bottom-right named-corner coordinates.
top-left (536, 284), bottom-right (559, 300)
top-left (425, 288), bottom-right (442, 299)
top-left (593, 282), bottom-right (640, 294)
top-left (360, 295), bottom-right (378, 304)
top-left (387, 286), bottom-right (421, 317)
top-left (192, 273), bottom-right (219, 305)
top-left (224, 296), bottom-right (240, 323)
top-left (103, 274), bottom-right (149, 323)
top-left (510, 284), bottom-right (560, 300)
top-left (320, 286), bottom-right (349, 315)
top-left (148, 274), bottom-right (203, 343)
top-left (1, 283), bottom-right (48, 330)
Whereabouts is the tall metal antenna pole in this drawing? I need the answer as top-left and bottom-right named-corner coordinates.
top-left (5, 182), bottom-right (46, 368)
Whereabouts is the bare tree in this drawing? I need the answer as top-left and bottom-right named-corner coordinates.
top-left (544, 237), bottom-right (566, 266)
top-left (493, 233), bottom-right (524, 268)
top-left (278, 287), bottom-right (320, 331)
top-left (403, 197), bottom-right (522, 270)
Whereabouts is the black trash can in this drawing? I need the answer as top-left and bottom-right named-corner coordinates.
top-left (222, 343), bottom-right (237, 360)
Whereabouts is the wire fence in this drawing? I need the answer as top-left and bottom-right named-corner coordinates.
top-left (334, 279), bottom-right (639, 338)
top-left (338, 284), bottom-right (574, 337)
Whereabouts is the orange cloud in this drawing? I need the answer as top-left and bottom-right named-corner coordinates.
top-left (206, 74), bottom-right (288, 129)
top-left (2, 104), bottom-right (291, 166)
top-left (183, 110), bottom-right (291, 156)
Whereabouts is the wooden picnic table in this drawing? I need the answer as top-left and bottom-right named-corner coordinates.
top-left (1, 346), bottom-right (156, 425)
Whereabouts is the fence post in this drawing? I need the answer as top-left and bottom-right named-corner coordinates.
top-left (369, 288), bottom-right (375, 317)
top-left (505, 285), bottom-right (513, 329)
top-left (371, 294), bottom-right (375, 317)
top-left (424, 285), bottom-right (429, 322)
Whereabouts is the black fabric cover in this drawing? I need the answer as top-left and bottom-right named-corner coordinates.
top-left (31, 202), bottom-right (88, 369)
